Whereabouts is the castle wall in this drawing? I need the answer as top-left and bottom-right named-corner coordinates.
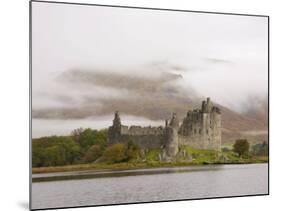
top-left (121, 125), bottom-right (164, 136)
top-left (109, 134), bottom-right (164, 149)
top-left (178, 111), bottom-right (221, 150)
top-left (178, 98), bottom-right (221, 150)
top-left (209, 111), bottom-right (221, 151)
top-left (108, 123), bottom-right (164, 149)
top-left (178, 135), bottom-right (204, 149)
top-left (107, 98), bottom-right (221, 155)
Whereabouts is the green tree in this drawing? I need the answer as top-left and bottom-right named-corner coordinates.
top-left (32, 136), bottom-right (82, 167)
top-left (71, 128), bottom-right (84, 144)
top-left (233, 139), bottom-right (250, 157)
top-left (43, 145), bottom-right (66, 166)
top-left (32, 147), bottom-right (45, 167)
top-left (79, 128), bottom-right (107, 149)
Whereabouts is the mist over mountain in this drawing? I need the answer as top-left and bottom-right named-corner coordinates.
top-left (242, 95), bottom-right (268, 127)
top-left (32, 69), bottom-right (268, 143)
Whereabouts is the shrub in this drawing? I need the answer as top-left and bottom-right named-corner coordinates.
top-left (127, 140), bottom-right (141, 160)
top-left (102, 144), bottom-right (128, 163)
top-left (252, 141), bottom-right (268, 156)
top-left (83, 145), bottom-right (103, 163)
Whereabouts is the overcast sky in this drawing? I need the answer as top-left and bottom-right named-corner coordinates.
top-left (32, 2), bottom-right (268, 137)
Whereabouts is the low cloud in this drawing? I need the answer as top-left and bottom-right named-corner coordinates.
top-left (32, 68), bottom-right (199, 121)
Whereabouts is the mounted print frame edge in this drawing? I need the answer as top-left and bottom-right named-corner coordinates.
top-left (29, 1), bottom-right (270, 210)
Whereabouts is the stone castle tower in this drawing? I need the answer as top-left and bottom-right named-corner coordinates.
top-left (178, 97), bottom-right (221, 151)
top-left (108, 111), bottom-right (122, 145)
top-left (164, 113), bottom-right (179, 157)
top-left (107, 98), bottom-right (221, 156)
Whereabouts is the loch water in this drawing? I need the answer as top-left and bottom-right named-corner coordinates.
top-left (32, 163), bottom-right (268, 210)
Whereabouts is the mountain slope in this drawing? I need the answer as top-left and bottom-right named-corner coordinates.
top-left (218, 105), bottom-right (268, 144)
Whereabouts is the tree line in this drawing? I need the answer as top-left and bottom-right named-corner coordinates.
top-left (32, 128), bottom-right (141, 167)
top-left (32, 128), bottom-right (268, 168)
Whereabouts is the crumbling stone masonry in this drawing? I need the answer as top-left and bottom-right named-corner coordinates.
top-left (108, 98), bottom-right (221, 157)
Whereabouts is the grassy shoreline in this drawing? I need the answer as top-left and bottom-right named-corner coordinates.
top-left (32, 142), bottom-right (268, 174)
top-left (33, 158), bottom-right (268, 174)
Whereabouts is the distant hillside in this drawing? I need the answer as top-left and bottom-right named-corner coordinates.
top-left (218, 105), bottom-right (268, 144)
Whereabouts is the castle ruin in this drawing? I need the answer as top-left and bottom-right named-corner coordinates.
top-left (108, 98), bottom-right (221, 157)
